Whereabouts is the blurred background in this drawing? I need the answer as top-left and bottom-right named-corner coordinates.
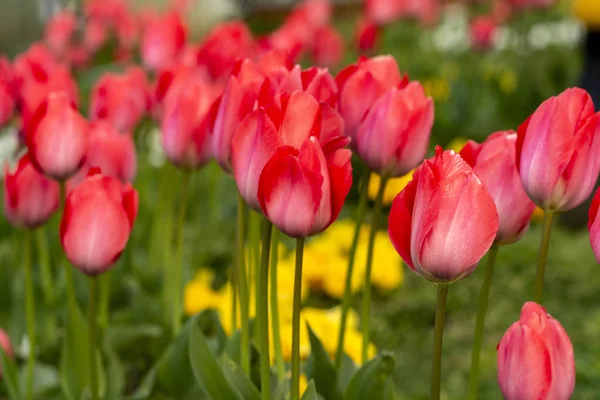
top-left (1, 0), bottom-right (600, 399)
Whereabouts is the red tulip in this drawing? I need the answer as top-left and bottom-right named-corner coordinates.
top-left (588, 188), bottom-right (600, 264)
top-left (90, 67), bottom-right (151, 133)
top-left (0, 328), bottom-right (13, 378)
top-left (44, 10), bottom-right (77, 57)
top-left (355, 18), bottom-right (380, 53)
top-left (355, 80), bottom-right (433, 177)
top-left (26, 91), bottom-right (88, 180)
top-left (196, 20), bottom-right (257, 81)
top-left (310, 25), bottom-right (344, 68)
top-left (336, 55), bottom-right (404, 137)
top-left (13, 43), bottom-right (61, 87)
top-left (388, 147), bottom-right (499, 283)
top-left (470, 16), bottom-right (496, 51)
top-left (161, 77), bottom-right (216, 169)
top-left (141, 10), bottom-right (186, 71)
top-left (461, 131), bottom-right (536, 245)
top-left (257, 136), bottom-right (352, 238)
top-left (60, 169), bottom-right (138, 275)
top-left (497, 302), bottom-right (575, 400)
top-left (365, 0), bottom-right (440, 26)
top-left (0, 84), bottom-right (14, 127)
top-left (69, 121), bottom-right (136, 189)
top-left (516, 88), bottom-right (600, 211)
top-left (301, 67), bottom-right (338, 107)
top-left (4, 153), bottom-right (59, 229)
top-left (232, 90), bottom-right (344, 210)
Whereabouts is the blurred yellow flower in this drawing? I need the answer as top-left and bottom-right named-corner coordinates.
top-left (499, 70), bottom-right (517, 95)
top-left (355, 232), bottom-right (404, 292)
top-left (423, 78), bottom-right (450, 102)
top-left (447, 137), bottom-right (468, 153)
top-left (184, 269), bottom-right (225, 316)
top-left (531, 206), bottom-right (544, 223)
top-left (368, 171), bottom-right (414, 206)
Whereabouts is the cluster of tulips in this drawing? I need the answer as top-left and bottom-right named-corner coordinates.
top-left (0, 0), bottom-right (594, 399)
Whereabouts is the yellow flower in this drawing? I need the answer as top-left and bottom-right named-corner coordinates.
top-left (447, 137), bottom-right (468, 153)
top-left (299, 375), bottom-right (308, 396)
top-left (355, 231), bottom-right (404, 293)
top-left (344, 329), bottom-right (377, 364)
top-left (184, 269), bottom-right (225, 316)
top-left (531, 206), bottom-right (545, 223)
top-left (368, 171), bottom-right (415, 206)
top-left (499, 70), bottom-right (517, 95)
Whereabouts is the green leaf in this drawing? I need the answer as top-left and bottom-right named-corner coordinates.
top-left (344, 353), bottom-right (396, 400)
top-left (59, 293), bottom-right (90, 400)
top-left (129, 364), bottom-right (158, 400)
top-left (222, 354), bottom-right (260, 400)
top-left (103, 341), bottom-right (125, 399)
top-left (337, 354), bottom-right (357, 392)
top-left (0, 347), bottom-right (22, 400)
top-left (301, 381), bottom-right (318, 400)
top-left (188, 325), bottom-right (240, 400)
top-left (19, 363), bottom-right (59, 397)
top-left (272, 376), bottom-right (290, 400)
top-left (305, 325), bottom-right (343, 400)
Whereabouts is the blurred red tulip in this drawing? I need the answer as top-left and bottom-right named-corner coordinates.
top-left (388, 147), bottom-right (499, 283)
top-left (470, 16), bottom-right (497, 50)
top-left (310, 25), bottom-right (344, 68)
top-left (4, 153), bottom-right (59, 229)
top-left (258, 136), bottom-right (352, 238)
top-left (355, 80), bottom-right (433, 177)
top-left (365, 0), bottom-right (440, 26)
top-left (90, 67), bottom-right (151, 133)
top-left (232, 90), bottom-right (344, 210)
top-left (336, 55), bottom-right (403, 137)
top-left (141, 10), bottom-right (186, 71)
top-left (516, 88), bottom-right (600, 211)
top-left (26, 91), bottom-right (88, 180)
top-left (60, 169), bottom-right (138, 275)
top-left (0, 84), bottom-right (14, 127)
top-left (497, 302), bottom-right (575, 400)
top-left (13, 43), bottom-right (62, 86)
top-left (197, 20), bottom-right (257, 81)
top-left (461, 131), bottom-right (535, 245)
top-left (588, 188), bottom-right (600, 264)
top-left (44, 10), bottom-right (77, 57)
top-left (83, 18), bottom-right (109, 53)
top-left (355, 18), bottom-right (380, 53)
top-left (0, 328), bottom-right (13, 378)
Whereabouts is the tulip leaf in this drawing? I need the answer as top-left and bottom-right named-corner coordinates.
top-left (104, 340), bottom-right (126, 399)
top-left (337, 354), bottom-right (357, 392)
top-left (224, 319), bottom-right (256, 366)
top-left (188, 324), bottom-right (240, 400)
top-left (272, 376), bottom-right (290, 400)
top-left (222, 354), bottom-right (260, 400)
top-left (0, 347), bottom-right (22, 400)
top-left (129, 364), bottom-right (158, 399)
top-left (344, 353), bottom-right (396, 400)
top-left (305, 324), bottom-right (343, 400)
top-left (301, 380), bottom-right (319, 400)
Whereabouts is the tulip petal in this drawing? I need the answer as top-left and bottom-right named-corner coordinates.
top-left (338, 69), bottom-right (386, 138)
top-left (389, 173), bottom-right (418, 270)
top-left (325, 147), bottom-right (352, 229)
top-left (279, 91), bottom-right (321, 148)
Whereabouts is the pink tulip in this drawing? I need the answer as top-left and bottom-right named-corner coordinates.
top-left (310, 25), bottom-right (344, 68)
top-left (301, 67), bottom-right (338, 107)
top-left (44, 10), bottom-right (77, 57)
top-left (13, 43), bottom-right (62, 87)
top-left (26, 91), bottom-right (88, 180)
top-left (470, 16), bottom-right (497, 51)
top-left (497, 302), bottom-right (575, 400)
top-left (336, 55), bottom-right (404, 137)
top-left (461, 131), bottom-right (536, 245)
top-left (60, 169), bottom-right (138, 275)
top-left (0, 84), bottom-right (14, 127)
top-left (355, 80), bottom-right (433, 177)
top-left (257, 134), bottom-right (352, 238)
top-left (588, 188), bottom-right (600, 264)
top-left (516, 87), bottom-right (600, 211)
top-left (365, 0), bottom-right (440, 26)
top-left (232, 90), bottom-right (344, 210)
top-left (0, 328), bottom-right (13, 378)
top-left (388, 147), bottom-right (499, 283)
top-left (4, 153), bottom-right (59, 229)
top-left (141, 10), bottom-right (186, 71)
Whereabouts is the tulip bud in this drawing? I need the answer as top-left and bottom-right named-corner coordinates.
top-left (516, 87), bottom-right (600, 212)
top-left (310, 25), bottom-right (343, 68)
top-left (388, 147), bottom-right (499, 283)
top-left (141, 11), bottom-right (187, 71)
top-left (60, 169), bottom-right (138, 275)
top-left (355, 18), bottom-right (379, 53)
top-left (469, 16), bottom-right (496, 51)
top-left (257, 136), bottom-right (352, 238)
top-left (588, 187), bottom-right (600, 264)
top-left (460, 131), bottom-right (536, 245)
top-left (4, 153), bottom-right (59, 229)
top-left (497, 302), bottom-right (575, 400)
top-left (44, 10), bottom-right (77, 57)
top-left (355, 82), bottom-right (433, 177)
top-left (26, 91), bottom-right (88, 180)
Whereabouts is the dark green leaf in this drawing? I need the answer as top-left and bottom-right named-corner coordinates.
top-left (222, 354), bottom-right (260, 400)
top-left (0, 347), bottom-right (22, 400)
top-left (305, 325), bottom-right (343, 400)
top-left (59, 293), bottom-right (90, 400)
top-left (104, 340), bottom-right (125, 399)
top-left (344, 353), bottom-right (396, 400)
top-left (129, 364), bottom-right (158, 400)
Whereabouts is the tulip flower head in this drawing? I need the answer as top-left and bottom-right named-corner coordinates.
top-left (388, 147), bottom-right (499, 283)
top-left (141, 10), bottom-right (187, 71)
top-left (497, 302), bottom-right (575, 400)
top-left (60, 168), bottom-right (138, 275)
top-left (4, 153), bottom-right (60, 229)
top-left (516, 87), bottom-right (600, 212)
top-left (588, 187), bottom-right (600, 264)
top-left (461, 131), bottom-right (536, 245)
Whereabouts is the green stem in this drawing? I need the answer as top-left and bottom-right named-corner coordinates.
top-left (24, 230), bottom-right (34, 400)
top-left (236, 195), bottom-right (250, 374)
top-left (270, 226), bottom-right (285, 381)
top-left (60, 181), bottom-right (77, 309)
top-left (534, 211), bottom-right (554, 303)
top-left (172, 171), bottom-right (190, 336)
top-left (36, 227), bottom-right (57, 346)
top-left (335, 170), bottom-right (371, 369)
top-left (467, 245), bottom-right (499, 400)
top-left (88, 277), bottom-right (98, 400)
top-left (431, 283), bottom-right (449, 400)
top-left (98, 272), bottom-right (111, 330)
top-left (259, 218), bottom-right (272, 400)
top-left (291, 237), bottom-right (305, 400)
top-left (360, 175), bottom-right (388, 364)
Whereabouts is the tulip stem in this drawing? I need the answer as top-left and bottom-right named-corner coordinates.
top-left (270, 226), bottom-right (285, 381)
top-left (335, 170), bottom-right (371, 370)
top-left (236, 194), bottom-right (251, 375)
top-left (59, 181), bottom-right (77, 305)
top-left (171, 171), bottom-right (190, 336)
top-left (431, 283), bottom-right (449, 400)
top-left (98, 272), bottom-right (111, 330)
top-left (24, 230), bottom-right (35, 400)
top-left (36, 228), bottom-right (57, 346)
top-left (360, 175), bottom-right (388, 364)
top-left (88, 276), bottom-right (98, 400)
top-left (467, 244), bottom-right (499, 400)
top-left (259, 218), bottom-right (272, 400)
top-left (534, 211), bottom-right (554, 303)
top-left (291, 237), bottom-right (305, 400)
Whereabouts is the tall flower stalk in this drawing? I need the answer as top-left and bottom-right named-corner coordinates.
top-left (270, 226), bottom-right (285, 380)
top-left (534, 212), bottom-right (554, 303)
top-left (23, 230), bottom-right (35, 400)
top-left (236, 194), bottom-right (250, 374)
top-left (258, 219), bottom-right (273, 400)
top-left (431, 284), bottom-right (449, 400)
top-left (291, 237), bottom-right (305, 400)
